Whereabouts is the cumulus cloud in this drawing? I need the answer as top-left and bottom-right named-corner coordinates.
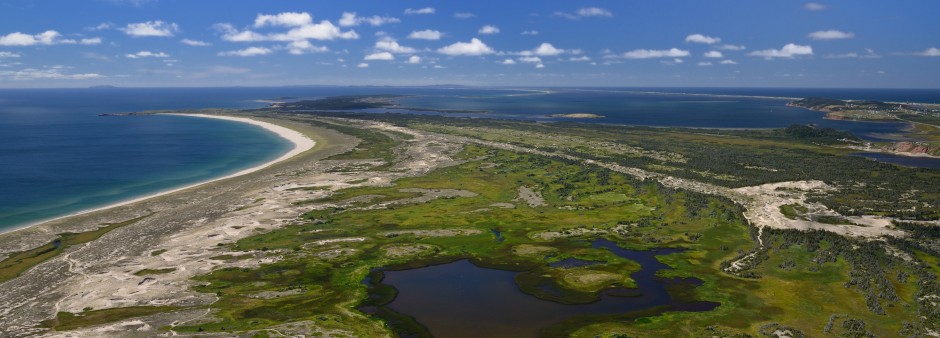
top-left (357, 62), bottom-right (369, 68)
top-left (703, 51), bottom-right (723, 58)
top-left (404, 7), bottom-right (435, 15)
top-left (454, 12), bottom-right (475, 19)
top-left (716, 44), bottom-right (746, 51)
top-left (569, 56), bottom-right (591, 62)
top-left (407, 55), bottom-right (421, 64)
top-left (218, 46), bottom-right (273, 57)
top-left (1, 67), bottom-right (104, 80)
top-left (80, 38), bottom-right (102, 45)
top-left (517, 43), bottom-right (567, 57)
top-left (254, 12), bottom-right (312, 27)
top-left (0, 51), bottom-right (21, 58)
top-left (720, 59), bottom-right (738, 65)
top-left (125, 50), bottom-right (169, 58)
top-left (521, 30), bottom-right (538, 35)
top-left (500, 58), bottom-right (516, 65)
top-left (407, 29), bottom-right (442, 40)
top-left (339, 12), bottom-right (400, 27)
top-left (217, 13), bottom-right (359, 42)
top-left (437, 38), bottom-right (494, 56)
top-left (478, 25), bottom-right (500, 35)
top-left (697, 61), bottom-right (713, 66)
top-left (622, 48), bottom-right (690, 59)
top-left (916, 47), bottom-right (940, 57)
top-left (749, 43), bottom-right (813, 58)
top-left (87, 22), bottom-right (113, 31)
top-left (364, 51), bottom-right (394, 60)
top-left (685, 34), bottom-right (720, 44)
top-left (286, 40), bottom-right (329, 54)
top-left (808, 30), bottom-right (854, 40)
top-left (375, 37), bottom-right (416, 53)
top-left (804, 2), bottom-right (828, 11)
top-left (518, 56), bottom-right (542, 63)
top-left (181, 38), bottom-right (211, 46)
top-left (555, 7), bottom-right (613, 19)
top-left (121, 21), bottom-right (179, 37)
top-left (0, 30), bottom-right (64, 46)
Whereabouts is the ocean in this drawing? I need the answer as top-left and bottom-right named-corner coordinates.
top-left (1, 86), bottom-right (938, 232)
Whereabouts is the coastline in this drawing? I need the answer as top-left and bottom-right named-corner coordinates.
top-left (0, 113), bottom-right (315, 236)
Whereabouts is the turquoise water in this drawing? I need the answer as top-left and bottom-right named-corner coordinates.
top-left (0, 90), bottom-right (292, 231)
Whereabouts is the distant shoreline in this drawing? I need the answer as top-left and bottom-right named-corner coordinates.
top-left (0, 114), bottom-right (315, 236)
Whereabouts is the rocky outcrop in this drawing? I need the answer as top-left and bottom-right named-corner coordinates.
top-left (882, 141), bottom-right (934, 155)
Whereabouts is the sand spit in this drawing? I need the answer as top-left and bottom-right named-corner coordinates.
top-left (0, 114), bottom-right (471, 337)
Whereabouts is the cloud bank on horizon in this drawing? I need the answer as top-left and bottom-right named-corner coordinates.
top-left (0, 0), bottom-right (938, 88)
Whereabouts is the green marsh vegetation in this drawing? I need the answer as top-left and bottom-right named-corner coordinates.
top-left (42, 115), bottom-right (940, 336)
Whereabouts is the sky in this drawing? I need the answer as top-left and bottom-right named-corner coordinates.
top-left (1, 0), bottom-right (939, 88)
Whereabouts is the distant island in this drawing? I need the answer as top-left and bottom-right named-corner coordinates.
top-left (548, 113), bottom-right (605, 119)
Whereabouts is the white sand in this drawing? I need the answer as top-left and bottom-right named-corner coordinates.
top-left (2, 114), bottom-right (315, 235)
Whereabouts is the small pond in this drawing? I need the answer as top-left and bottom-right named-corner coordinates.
top-left (363, 239), bottom-right (719, 337)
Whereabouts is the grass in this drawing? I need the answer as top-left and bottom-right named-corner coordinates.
top-left (41, 306), bottom-right (188, 331)
top-left (0, 213), bottom-right (152, 283)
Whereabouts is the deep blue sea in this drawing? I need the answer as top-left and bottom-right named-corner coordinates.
top-left (2, 86), bottom-right (938, 232)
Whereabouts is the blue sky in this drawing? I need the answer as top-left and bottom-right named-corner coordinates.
top-left (1, 0), bottom-right (938, 88)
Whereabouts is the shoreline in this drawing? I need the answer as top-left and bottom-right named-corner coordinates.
top-left (0, 113), bottom-right (315, 236)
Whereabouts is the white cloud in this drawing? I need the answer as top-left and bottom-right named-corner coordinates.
top-left (339, 12), bottom-right (400, 27)
top-left (685, 34), bottom-right (720, 44)
top-left (80, 38), bottom-right (102, 45)
top-left (518, 56), bottom-right (542, 63)
top-left (357, 62), bottom-right (369, 68)
top-left (0, 52), bottom-right (21, 58)
top-left (622, 48), bottom-right (690, 59)
top-left (437, 38), bottom-right (494, 56)
top-left (404, 7), bottom-right (435, 15)
top-left (454, 12), bottom-right (475, 19)
top-left (255, 12), bottom-right (312, 27)
top-left (804, 2), bottom-right (828, 11)
top-left (218, 14), bottom-right (358, 42)
top-left (364, 51), bottom-right (394, 60)
top-left (87, 22), bottom-right (113, 31)
top-left (121, 21), bottom-right (179, 37)
top-left (517, 42), bottom-right (560, 56)
top-left (407, 29), bottom-right (442, 40)
top-left (749, 43), bottom-right (813, 58)
top-left (500, 58), bottom-right (516, 65)
top-left (218, 47), bottom-right (273, 57)
top-left (1, 67), bottom-right (104, 80)
top-left (720, 59), bottom-right (738, 65)
top-left (126, 50), bottom-right (169, 58)
top-left (916, 47), bottom-right (940, 57)
top-left (555, 7), bottom-right (613, 19)
top-left (521, 30), bottom-right (538, 36)
top-left (808, 30), bottom-right (854, 40)
top-left (535, 64), bottom-right (545, 69)
top-left (697, 61), bottom-right (713, 66)
top-left (478, 25), bottom-right (500, 35)
top-left (407, 55), bottom-right (421, 64)
top-left (703, 51), bottom-right (723, 58)
top-left (181, 38), bottom-right (211, 46)
top-left (716, 44), bottom-right (746, 51)
top-left (286, 40), bottom-right (329, 54)
top-left (569, 56), bottom-right (591, 62)
top-left (375, 37), bottom-right (416, 53)
top-left (0, 30), bottom-right (63, 46)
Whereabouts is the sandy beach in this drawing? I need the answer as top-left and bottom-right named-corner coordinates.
top-left (0, 113), bottom-right (315, 236)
